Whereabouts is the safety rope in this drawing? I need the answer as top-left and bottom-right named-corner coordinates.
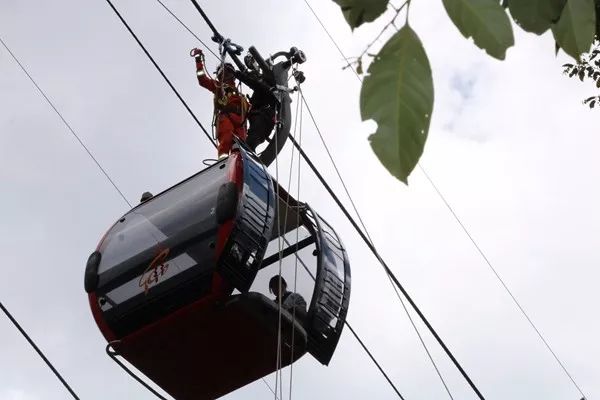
top-left (275, 87), bottom-right (303, 400)
top-left (277, 89), bottom-right (303, 400)
top-left (288, 88), bottom-right (304, 400)
top-left (212, 42), bottom-right (228, 146)
top-left (273, 91), bottom-right (285, 400)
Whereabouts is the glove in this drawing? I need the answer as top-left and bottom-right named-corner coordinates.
top-left (190, 48), bottom-right (205, 73)
top-left (190, 48), bottom-right (203, 58)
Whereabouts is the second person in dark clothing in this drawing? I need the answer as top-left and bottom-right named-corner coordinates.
top-left (269, 275), bottom-right (307, 323)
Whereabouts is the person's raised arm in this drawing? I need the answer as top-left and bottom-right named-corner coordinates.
top-left (190, 48), bottom-right (217, 93)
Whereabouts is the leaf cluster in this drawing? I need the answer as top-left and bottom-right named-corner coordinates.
top-left (563, 41), bottom-right (600, 108)
top-left (331, 0), bottom-right (600, 183)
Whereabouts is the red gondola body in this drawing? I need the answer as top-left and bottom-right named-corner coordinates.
top-left (85, 146), bottom-right (351, 399)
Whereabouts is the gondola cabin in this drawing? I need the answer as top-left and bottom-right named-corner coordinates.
top-left (85, 146), bottom-right (351, 400)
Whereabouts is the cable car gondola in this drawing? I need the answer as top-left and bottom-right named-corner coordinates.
top-left (85, 144), bottom-right (350, 400)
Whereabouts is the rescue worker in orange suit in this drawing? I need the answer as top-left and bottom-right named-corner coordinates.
top-left (191, 48), bottom-right (249, 158)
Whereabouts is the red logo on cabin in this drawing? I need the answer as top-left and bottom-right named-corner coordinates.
top-left (139, 248), bottom-right (170, 294)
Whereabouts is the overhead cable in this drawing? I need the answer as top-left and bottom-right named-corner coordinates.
top-left (0, 34), bottom-right (132, 208)
top-left (145, 1), bottom-right (484, 398)
top-left (301, 0), bottom-right (361, 82)
top-left (280, 237), bottom-right (406, 399)
top-left (103, 0), bottom-right (216, 149)
top-left (298, 88), bottom-right (454, 399)
top-left (145, 3), bottom-right (408, 397)
top-left (154, 0), bottom-right (219, 60)
top-left (0, 302), bottom-right (81, 400)
top-left (299, 2), bottom-right (587, 397)
top-left (286, 132), bottom-right (485, 399)
top-left (287, 88), bottom-right (304, 400)
top-left (418, 165), bottom-right (588, 399)
top-left (106, 343), bottom-right (169, 400)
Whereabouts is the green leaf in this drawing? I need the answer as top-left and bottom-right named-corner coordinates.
top-left (442, 0), bottom-right (515, 60)
top-left (332, 0), bottom-right (388, 30)
top-left (552, 0), bottom-right (596, 60)
top-left (360, 25), bottom-right (433, 184)
top-left (508, 0), bottom-right (567, 34)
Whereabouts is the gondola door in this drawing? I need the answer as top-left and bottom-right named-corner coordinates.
top-left (304, 206), bottom-right (351, 365)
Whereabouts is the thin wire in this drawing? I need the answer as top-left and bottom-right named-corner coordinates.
top-left (344, 322), bottom-right (406, 400)
top-left (99, 5), bottom-right (282, 399)
top-left (155, 2), bottom-right (407, 394)
top-left (390, 280), bottom-right (454, 399)
top-left (0, 302), bottom-right (81, 400)
top-left (285, 91), bottom-right (303, 400)
top-left (2, 32), bottom-right (174, 400)
top-left (301, 0), bottom-right (361, 83)
top-left (274, 90), bottom-right (305, 400)
top-left (262, 378), bottom-right (279, 400)
top-left (0, 34), bottom-right (132, 208)
top-left (289, 10), bottom-right (475, 391)
top-left (106, 343), bottom-right (169, 400)
top-left (103, 0), bottom-right (216, 149)
top-left (272, 77), bottom-right (305, 400)
top-left (273, 102), bottom-right (284, 400)
top-left (153, 0), bottom-right (219, 59)
top-left (121, 1), bottom-right (472, 397)
top-left (418, 165), bottom-right (588, 399)
top-left (298, 89), bottom-right (454, 399)
top-left (280, 237), bottom-right (406, 400)
top-left (287, 113), bottom-right (485, 398)
top-left (152, 4), bottom-right (401, 394)
top-left (301, 2), bottom-right (587, 397)
top-left (291, 99), bottom-right (304, 400)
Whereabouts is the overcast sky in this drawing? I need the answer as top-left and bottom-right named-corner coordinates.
top-left (1, 1), bottom-right (599, 400)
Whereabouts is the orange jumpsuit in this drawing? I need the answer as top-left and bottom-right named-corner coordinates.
top-left (196, 61), bottom-right (248, 157)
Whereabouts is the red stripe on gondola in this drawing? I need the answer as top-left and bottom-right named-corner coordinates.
top-left (228, 149), bottom-right (244, 191)
top-left (215, 150), bottom-right (243, 260)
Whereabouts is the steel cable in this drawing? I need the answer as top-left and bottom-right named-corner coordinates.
top-left (0, 302), bottom-right (81, 400)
